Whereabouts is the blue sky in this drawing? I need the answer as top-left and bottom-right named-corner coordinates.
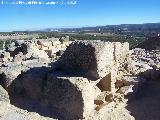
top-left (0, 0), bottom-right (160, 31)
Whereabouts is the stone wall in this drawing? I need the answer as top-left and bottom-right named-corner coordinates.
top-left (57, 40), bottom-right (115, 80)
top-left (44, 40), bottom-right (129, 119)
top-left (56, 41), bottom-right (129, 91)
top-left (0, 39), bottom-right (130, 120)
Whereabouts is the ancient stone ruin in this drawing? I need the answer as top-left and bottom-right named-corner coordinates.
top-left (45, 41), bottom-right (130, 119)
top-left (1, 38), bottom-right (160, 120)
top-left (0, 39), bottom-right (131, 119)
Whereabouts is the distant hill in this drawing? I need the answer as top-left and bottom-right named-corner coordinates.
top-left (41, 23), bottom-right (160, 33)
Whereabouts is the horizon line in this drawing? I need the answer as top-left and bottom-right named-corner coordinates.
top-left (0, 22), bottom-right (160, 32)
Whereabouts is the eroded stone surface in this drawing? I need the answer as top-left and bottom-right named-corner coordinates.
top-left (44, 75), bottom-right (95, 119)
top-left (0, 85), bottom-right (10, 102)
top-left (0, 39), bottom-right (135, 120)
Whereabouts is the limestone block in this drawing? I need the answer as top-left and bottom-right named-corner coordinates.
top-left (37, 40), bottom-right (52, 47)
top-left (0, 65), bottom-right (22, 88)
top-left (51, 39), bottom-right (61, 46)
top-left (0, 85), bottom-right (10, 102)
top-left (31, 48), bottom-right (49, 59)
top-left (0, 51), bottom-right (11, 62)
top-left (113, 42), bottom-right (129, 63)
top-left (97, 63), bottom-right (118, 93)
top-left (13, 52), bottom-right (26, 62)
top-left (44, 74), bottom-right (95, 119)
top-left (45, 48), bottom-right (60, 58)
top-left (60, 36), bottom-right (70, 43)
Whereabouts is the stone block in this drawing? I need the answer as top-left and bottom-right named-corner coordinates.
top-left (44, 74), bottom-right (94, 119)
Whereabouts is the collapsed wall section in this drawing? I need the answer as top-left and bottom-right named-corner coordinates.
top-left (56, 40), bottom-right (115, 80)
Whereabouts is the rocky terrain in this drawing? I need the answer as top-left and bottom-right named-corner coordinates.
top-left (0, 36), bottom-right (160, 120)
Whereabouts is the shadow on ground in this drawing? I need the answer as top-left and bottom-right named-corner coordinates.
top-left (9, 95), bottom-right (64, 119)
top-left (126, 70), bottom-right (160, 120)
